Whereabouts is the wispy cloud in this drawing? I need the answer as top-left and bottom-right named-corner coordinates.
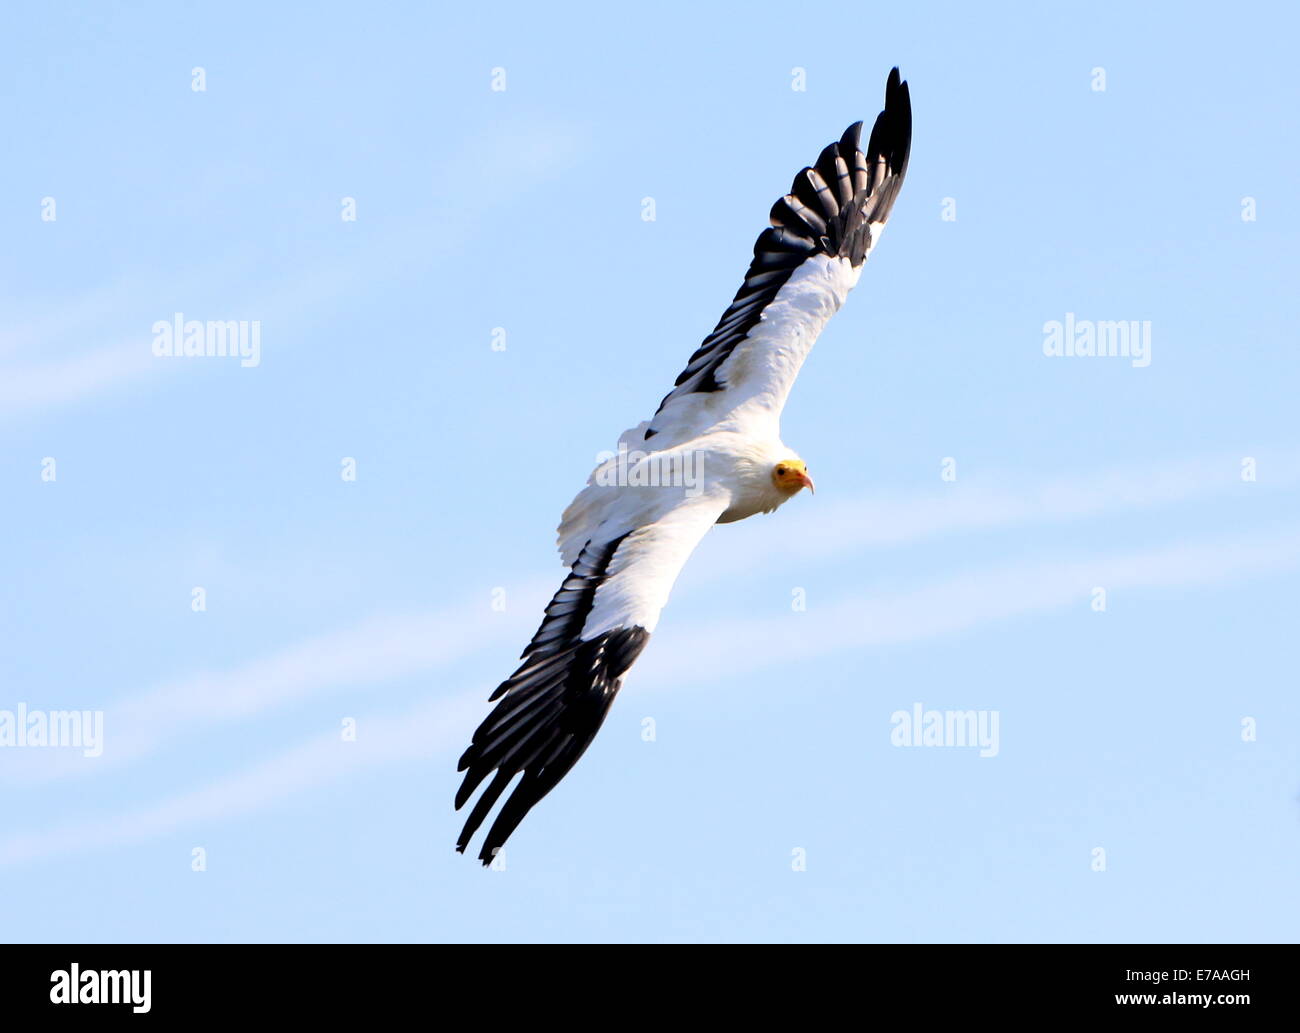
top-left (6, 447), bottom-right (1294, 787)
top-left (644, 525), bottom-right (1300, 685)
top-left (701, 451), bottom-right (1300, 576)
top-left (0, 693), bottom-right (482, 867)
top-left (0, 339), bottom-right (159, 411)
top-left (15, 449), bottom-right (1278, 782)
top-left (0, 265), bottom-right (231, 415)
top-left (0, 588), bottom-right (547, 783)
top-left (1, 117), bottom-right (589, 417)
top-left (5, 524), bottom-right (1296, 867)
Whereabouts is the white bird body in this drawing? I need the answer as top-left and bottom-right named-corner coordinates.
top-left (455, 70), bottom-right (912, 862)
top-left (558, 430), bottom-right (793, 563)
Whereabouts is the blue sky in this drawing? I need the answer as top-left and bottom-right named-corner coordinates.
top-left (2, 1), bottom-right (1298, 943)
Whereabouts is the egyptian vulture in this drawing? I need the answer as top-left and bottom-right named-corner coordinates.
top-left (456, 68), bottom-right (912, 863)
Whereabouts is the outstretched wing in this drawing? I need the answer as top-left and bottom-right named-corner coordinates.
top-left (455, 493), bottom-right (728, 864)
top-left (632, 67), bottom-right (911, 450)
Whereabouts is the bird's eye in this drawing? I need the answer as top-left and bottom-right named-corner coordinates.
top-left (776, 465), bottom-right (785, 475)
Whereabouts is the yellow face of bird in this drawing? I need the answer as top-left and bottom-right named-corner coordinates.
top-left (772, 459), bottom-right (815, 496)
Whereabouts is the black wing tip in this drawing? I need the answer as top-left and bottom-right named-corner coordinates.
top-left (886, 66), bottom-right (907, 106)
top-left (889, 69), bottom-right (912, 170)
top-left (453, 579), bottom-right (651, 861)
top-left (870, 65), bottom-right (912, 171)
top-left (860, 67), bottom-right (906, 136)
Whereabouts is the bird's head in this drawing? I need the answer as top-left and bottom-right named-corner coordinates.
top-left (771, 458), bottom-right (815, 497)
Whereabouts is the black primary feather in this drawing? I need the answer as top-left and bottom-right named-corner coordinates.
top-left (454, 535), bottom-right (650, 864)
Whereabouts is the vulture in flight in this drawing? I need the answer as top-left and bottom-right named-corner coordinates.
top-left (456, 68), bottom-right (912, 863)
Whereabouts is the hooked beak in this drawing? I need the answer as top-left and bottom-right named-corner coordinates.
top-left (797, 470), bottom-right (815, 494)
